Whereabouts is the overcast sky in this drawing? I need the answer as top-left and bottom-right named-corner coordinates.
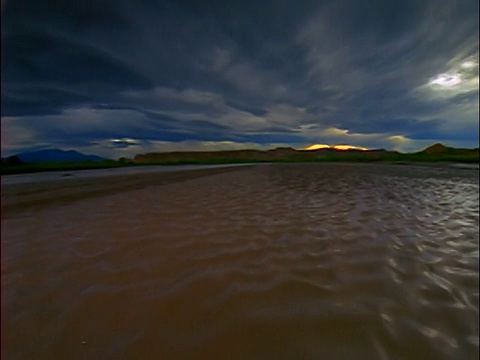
top-left (1, 0), bottom-right (478, 158)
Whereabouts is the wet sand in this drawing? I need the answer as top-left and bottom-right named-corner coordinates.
top-left (1, 163), bottom-right (479, 359)
top-left (1, 164), bottom-right (257, 217)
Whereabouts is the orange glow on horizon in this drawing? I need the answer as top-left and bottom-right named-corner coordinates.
top-left (304, 144), bottom-right (369, 151)
top-left (304, 144), bottom-right (331, 150)
top-left (332, 144), bottom-right (369, 151)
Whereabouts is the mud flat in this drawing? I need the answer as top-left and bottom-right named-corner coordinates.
top-left (1, 164), bottom-right (258, 217)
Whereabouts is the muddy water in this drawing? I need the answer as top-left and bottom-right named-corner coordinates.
top-left (1, 163), bottom-right (478, 359)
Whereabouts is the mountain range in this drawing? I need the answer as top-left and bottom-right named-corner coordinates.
top-left (8, 149), bottom-right (104, 163)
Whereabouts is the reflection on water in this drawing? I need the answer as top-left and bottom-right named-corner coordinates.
top-left (1, 163), bottom-right (479, 359)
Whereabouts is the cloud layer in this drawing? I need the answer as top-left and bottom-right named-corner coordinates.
top-left (1, 0), bottom-right (478, 158)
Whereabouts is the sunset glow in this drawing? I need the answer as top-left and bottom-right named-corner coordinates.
top-left (333, 145), bottom-right (369, 151)
top-left (304, 144), bottom-right (369, 151)
top-left (304, 144), bottom-right (331, 150)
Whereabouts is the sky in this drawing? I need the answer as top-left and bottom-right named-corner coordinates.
top-left (1, 0), bottom-right (479, 159)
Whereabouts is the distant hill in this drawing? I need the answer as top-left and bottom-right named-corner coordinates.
top-left (418, 143), bottom-right (479, 156)
top-left (133, 147), bottom-right (399, 164)
top-left (421, 143), bottom-right (450, 154)
top-left (131, 143), bottom-right (480, 165)
top-left (14, 149), bottom-right (103, 163)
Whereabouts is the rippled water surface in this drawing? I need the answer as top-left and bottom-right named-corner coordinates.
top-left (2, 163), bottom-right (479, 359)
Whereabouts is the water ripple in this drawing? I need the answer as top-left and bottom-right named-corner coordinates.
top-left (2, 163), bottom-right (478, 359)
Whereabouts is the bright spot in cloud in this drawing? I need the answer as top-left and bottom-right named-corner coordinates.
top-left (111, 138), bottom-right (140, 144)
top-left (429, 73), bottom-right (461, 87)
top-left (460, 61), bottom-right (476, 69)
top-left (387, 135), bottom-right (409, 142)
top-left (322, 127), bottom-right (349, 136)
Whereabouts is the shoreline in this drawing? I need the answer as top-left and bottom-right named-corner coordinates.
top-left (386, 161), bottom-right (479, 169)
top-left (0, 163), bottom-right (264, 185)
top-left (2, 159), bottom-right (478, 179)
top-left (1, 164), bottom-right (257, 218)
top-left (2, 161), bottom-right (477, 219)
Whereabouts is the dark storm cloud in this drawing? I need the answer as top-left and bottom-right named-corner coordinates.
top-left (224, 102), bottom-right (267, 118)
top-left (2, 33), bottom-right (153, 88)
top-left (345, 117), bottom-right (445, 137)
top-left (1, 0), bottom-right (478, 156)
top-left (1, 88), bottom-right (92, 117)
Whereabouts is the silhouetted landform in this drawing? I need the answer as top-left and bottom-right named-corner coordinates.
top-left (132, 147), bottom-right (389, 164)
top-left (132, 144), bottom-right (479, 165)
top-left (1, 149), bottom-right (116, 175)
top-left (1, 144), bottom-right (478, 175)
top-left (14, 149), bottom-right (104, 163)
top-left (418, 143), bottom-right (479, 156)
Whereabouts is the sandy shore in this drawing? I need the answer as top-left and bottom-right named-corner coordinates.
top-left (1, 164), bottom-right (257, 218)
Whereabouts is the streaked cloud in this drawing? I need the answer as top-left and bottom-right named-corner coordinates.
top-left (1, 0), bottom-right (478, 158)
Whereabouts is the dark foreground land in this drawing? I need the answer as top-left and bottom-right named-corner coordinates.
top-left (1, 143), bottom-right (478, 175)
